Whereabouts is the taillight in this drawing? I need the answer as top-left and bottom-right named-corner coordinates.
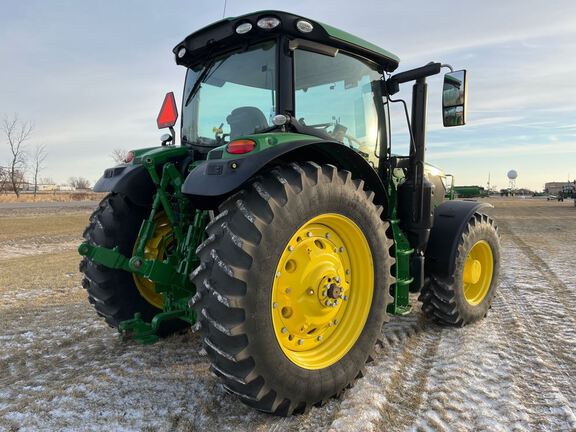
top-left (226, 139), bottom-right (256, 154)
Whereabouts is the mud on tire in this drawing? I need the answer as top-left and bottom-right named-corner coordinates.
top-left (191, 162), bottom-right (395, 415)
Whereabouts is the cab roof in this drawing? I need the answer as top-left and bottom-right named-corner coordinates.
top-left (173, 10), bottom-right (400, 72)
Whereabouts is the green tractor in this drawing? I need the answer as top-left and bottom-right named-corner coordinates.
top-left (79, 11), bottom-right (500, 415)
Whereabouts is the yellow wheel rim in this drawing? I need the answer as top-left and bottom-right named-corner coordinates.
top-left (271, 213), bottom-right (374, 370)
top-left (462, 240), bottom-right (494, 305)
top-left (132, 213), bottom-right (172, 309)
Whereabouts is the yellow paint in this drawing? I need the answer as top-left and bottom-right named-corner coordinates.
top-left (271, 213), bottom-right (374, 370)
top-left (132, 213), bottom-right (172, 309)
top-left (462, 240), bottom-right (494, 305)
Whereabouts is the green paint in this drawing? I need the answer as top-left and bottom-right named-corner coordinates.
top-left (386, 168), bottom-right (414, 316)
top-left (207, 132), bottom-right (320, 160)
top-left (79, 145), bottom-right (206, 344)
top-left (320, 22), bottom-right (400, 65)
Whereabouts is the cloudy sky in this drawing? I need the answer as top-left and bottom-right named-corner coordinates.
top-left (1, 0), bottom-right (575, 191)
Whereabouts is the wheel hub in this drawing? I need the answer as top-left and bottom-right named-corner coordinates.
top-left (271, 213), bottom-right (374, 370)
top-left (462, 240), bottom-right (494, 305)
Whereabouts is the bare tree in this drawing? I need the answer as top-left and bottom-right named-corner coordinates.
top-left (0, 166), bottom-right (9, 193)
top-left (31, 144), bottom-right (47, 199)
top-left (2, 115), bottom-right (33, 198)
top-left (110, 148), bottom-right (128, 163)
top-left (68, 176), bottom-right (91, 190)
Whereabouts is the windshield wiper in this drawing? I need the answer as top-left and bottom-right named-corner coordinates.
top-left (184, 60), bottom-right (216, 107)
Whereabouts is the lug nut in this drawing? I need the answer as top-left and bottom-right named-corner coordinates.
top-left (335, 276), bottom-right (341, 283)
top-left (307, 288), bottom-right (314, 296)
top-left (281, 327), bottom-right (288, 334)
top-left (322, 290), bottom-right (327, 297)
top-left (325, 233), bottom-right (330, 239)
top-left (285, 288), bottom-right (291, 294)
top-left (288, 245), bottom-right (294, 251)
top-left (342, 295), bottom-right (348, 301)
top-left (324, 300), bottom-right (331, 306)
top-left (333, 300), bottom-right (339, 307)
top-left (276, 271), bottom-right (281, 278)
top-left (273, 302), bottom-right (278, 309)
top-left (317, 335), bottom-right (323, 341)
top-left (306, 231), bottom-right (312, 237)
top-left (333, 319), bottom-right (339, 325)
top-left (346, 269), bottom-right (351, 275)
top-left (298, 339), bottom-right (304, 345)
top-left (339, 247), bottom-right (345, 253)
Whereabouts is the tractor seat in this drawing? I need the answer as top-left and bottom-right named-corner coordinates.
top-left (226, 107), bottom-right (268, 140)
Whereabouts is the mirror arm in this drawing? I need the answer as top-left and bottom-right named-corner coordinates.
top-left (386, 62), bottom-right (442, 95)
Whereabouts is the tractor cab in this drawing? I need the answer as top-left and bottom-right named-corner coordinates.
top-left (171, 11), bottom-right (400, 163)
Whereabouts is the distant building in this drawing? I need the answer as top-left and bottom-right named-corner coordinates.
top-left (38, 183), bottom-right (58, 192)
top-left (545, 181), bottom-right (575, 195)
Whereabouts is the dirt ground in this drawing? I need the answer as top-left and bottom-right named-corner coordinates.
top-left (1, 197), bottom-right (575, 431)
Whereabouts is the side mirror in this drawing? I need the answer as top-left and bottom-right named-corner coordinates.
top-left (442, 70), bottom-right (467, 127)
top-left (157, 92), bottom-right (178, 129)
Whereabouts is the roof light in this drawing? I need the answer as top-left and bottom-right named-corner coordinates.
top-left (236, 22), bottom-right (253, 34)
top-left (177, 47), bottom-right (187, 58)
top-left (296, 20), bottom-right (314, 33)
top-left (227, 139), bottom-right (256, 154)
top-left (156, 92), bottom-right (178, 129)
top-left (124, 151), bottom-right (134, 163)
top-left (257, 17), bottom-right (280, 30)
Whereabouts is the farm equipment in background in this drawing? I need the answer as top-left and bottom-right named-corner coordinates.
top-left (78, 11), bottom-right (501, 415)
top-left (453, 185), bottom-right (488, 199)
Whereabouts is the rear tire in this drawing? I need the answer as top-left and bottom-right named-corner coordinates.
top-left (80, 193), bottom-right (186, 335)
top-left (191, 162), bottom-right (394, 415)
top-left (420, 212), bottom-right (500, 326)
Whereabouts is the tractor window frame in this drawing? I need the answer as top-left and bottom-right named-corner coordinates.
top-left (292, 46), bottom-right (388, 168)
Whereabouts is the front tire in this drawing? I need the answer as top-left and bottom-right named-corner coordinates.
top-left (420, 212), bottom-right (500, 326)
top-left (191, 162), bottom-right (395, 415)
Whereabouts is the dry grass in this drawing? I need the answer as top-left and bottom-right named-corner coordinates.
top-left (0, 192), bottom-right (105, 203)
top-left (0, 213), bottom-right (89, 242)
top-left (0, 250), bottom-right (85, 309)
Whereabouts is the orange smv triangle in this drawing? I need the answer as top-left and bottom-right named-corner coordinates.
top-left (157, 92), bottom-right (178, 129)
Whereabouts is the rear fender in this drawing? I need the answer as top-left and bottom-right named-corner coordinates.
top-left (425, 200), bottom-right (493, 278)
top-left (93, 165), bottom-right (155, 207)
top-left (182, 140), bottom-right (388, 208)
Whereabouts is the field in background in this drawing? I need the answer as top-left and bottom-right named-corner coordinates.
top-left (0, 192), bottom-right (105, 203)
top-left (0, 198), bottom-right (575, 431)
